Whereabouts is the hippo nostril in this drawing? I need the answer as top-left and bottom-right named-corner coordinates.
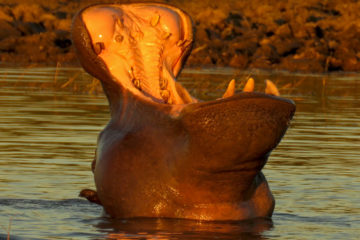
top-left (129, 67), bottom-right (141, 90)
top-left (94, 42), bottom-right (105, 55)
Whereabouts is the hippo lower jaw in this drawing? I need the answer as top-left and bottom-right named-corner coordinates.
top-left (72, 3), bottom-right (295, 221)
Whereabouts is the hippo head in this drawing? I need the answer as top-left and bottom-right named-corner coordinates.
top-left (72, 3), bottom-right (295, 221)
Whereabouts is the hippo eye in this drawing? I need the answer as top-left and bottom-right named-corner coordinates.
top-left (115, 34), bottom-right (124, 43)
top-left (94, 42), bottom-right (105, 55)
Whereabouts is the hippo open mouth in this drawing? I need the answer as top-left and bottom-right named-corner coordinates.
top-left (73, 3), bottom-right (198, 106)
top-left (72, 3), bottom-right (296, 221)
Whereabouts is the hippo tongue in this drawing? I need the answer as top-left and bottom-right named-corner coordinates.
top-left (82, 4), bottom-right (194, 104)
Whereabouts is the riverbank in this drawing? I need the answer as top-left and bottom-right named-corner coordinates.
top-left (1, 0), bottom-right (360, 72)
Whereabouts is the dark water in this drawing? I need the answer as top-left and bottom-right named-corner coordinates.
top-left (0, 67), bottom-right (359, 239)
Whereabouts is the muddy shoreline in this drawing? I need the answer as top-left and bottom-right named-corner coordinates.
top-left (1, 0), bottom-right (360, 72)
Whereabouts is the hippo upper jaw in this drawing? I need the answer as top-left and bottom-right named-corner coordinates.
top-left (72, 3), bottom-right (195, 109)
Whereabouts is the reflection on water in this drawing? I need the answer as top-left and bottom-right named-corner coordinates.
top-left (97, 217), bottom-right (272, 240)
top-left (0, 67), bottom-right (359, 239)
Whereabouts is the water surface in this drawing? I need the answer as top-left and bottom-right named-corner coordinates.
top-left (0, 67), bottom-right (359, 239)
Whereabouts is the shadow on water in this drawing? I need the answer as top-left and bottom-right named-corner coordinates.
top-left (0, 67), bottom-right (359, 239)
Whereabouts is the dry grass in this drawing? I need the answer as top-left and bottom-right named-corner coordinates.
top-left (0, 217), bottom-right (11, 240)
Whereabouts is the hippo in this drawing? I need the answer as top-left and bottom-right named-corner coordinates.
top-left (72, 3), bottom-right (295, 221)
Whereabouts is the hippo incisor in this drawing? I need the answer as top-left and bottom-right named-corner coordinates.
top-left (72, 3), bottom-right (295, 221)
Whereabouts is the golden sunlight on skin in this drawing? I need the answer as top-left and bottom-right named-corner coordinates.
top-left (82, 8), bottom-right (116, 47)
top-left (82, 5), bottom-right (193, 105)
top-left (72, 3), bottom-right (295, 221)
top-left (82, 7), bottom-right (144, 99)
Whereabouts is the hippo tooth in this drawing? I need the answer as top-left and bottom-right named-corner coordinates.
top-left (222, 79), bottom-right (236, 98)
top-left (161, 31), bottom-right (172, 40)
top-left (265, 79), bottom-right (280, 96)
top-left (94, 42), bottom-right (105, 55)
top-left (151, 14), bottom-right (160, 27)
top-left (129, 67), bottom-right (136, 81)
top-left (116, 17), bottom-right (124, 28)
top-left (159, 77), bottom-right (167, 89)
top-left (182, 40), bottom-right (192, 49)
top-left (176, 39), bottom-right (186, 47)
top-left (243, 77), bottom-right (255, 92)
top-left (132, 78), bottom-right (141, 90)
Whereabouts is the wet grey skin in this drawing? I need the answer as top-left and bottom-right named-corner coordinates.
top-left (72, 3), bottom-right (295, 221)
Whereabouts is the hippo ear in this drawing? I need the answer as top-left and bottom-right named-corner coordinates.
top-left (178, 92), bottom-right (295, 172)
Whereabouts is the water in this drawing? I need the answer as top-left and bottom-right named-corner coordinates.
top-left (0, 67), bottom-right (359, 239)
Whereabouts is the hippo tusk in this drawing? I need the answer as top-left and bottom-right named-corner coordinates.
top-left (265, 79), bottom-right (280, 96)
top-left (222, 79), bottom-right (236, 98)
top-left (243, 77), bottom-right (255, 92)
